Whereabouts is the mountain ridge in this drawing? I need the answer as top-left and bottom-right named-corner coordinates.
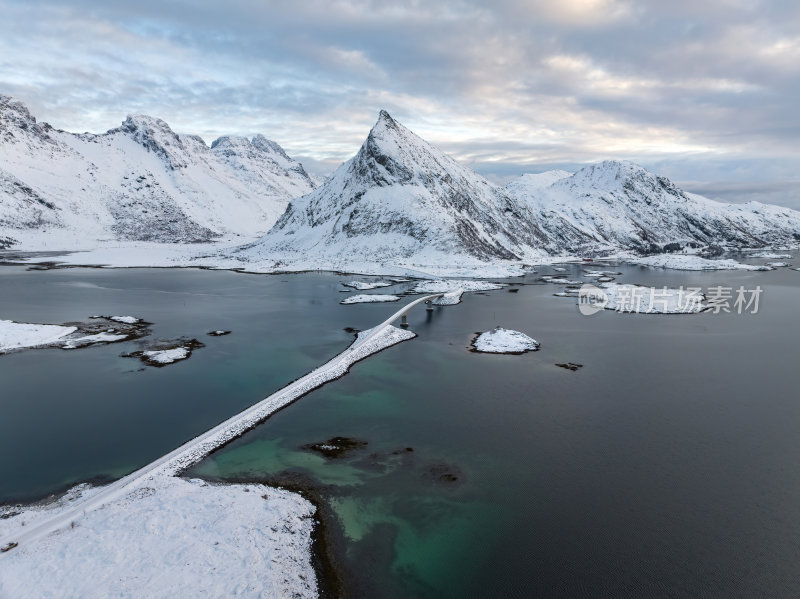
top-left (0, 95), bottom-right (317, 249)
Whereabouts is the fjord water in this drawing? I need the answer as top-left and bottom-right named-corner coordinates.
top-left (2, 260), bottom-right (800, 597)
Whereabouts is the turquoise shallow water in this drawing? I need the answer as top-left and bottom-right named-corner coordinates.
top-left (3, 258), bottom-right (800, 597)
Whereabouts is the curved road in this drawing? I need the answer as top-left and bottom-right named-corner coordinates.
top-left (0, 293), bottom-right (443, 552)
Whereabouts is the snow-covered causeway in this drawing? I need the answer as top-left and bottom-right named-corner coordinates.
top-left (0, 295), bottom-right (443, 598)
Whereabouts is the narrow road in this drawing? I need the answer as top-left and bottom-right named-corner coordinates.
top-left (0, 293), bottom-right (442, 552)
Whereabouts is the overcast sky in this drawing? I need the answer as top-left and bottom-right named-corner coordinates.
top-left (1, 0), bottom-right (799, 207)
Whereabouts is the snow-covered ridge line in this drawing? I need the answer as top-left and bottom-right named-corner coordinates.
top-left (0, 295), bottom-right (441, 552)
top-left (0, 95), bottom-right (318, 249)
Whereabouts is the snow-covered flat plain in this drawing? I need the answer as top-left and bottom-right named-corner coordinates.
top-left (627, 254), bottom-right (774, 271)
top-left (472, 328), bottom-right (540, 354)
top-left (2, 240), bottom-right (794, 280)
top-left (596, 283), bottom-right (706, 314)
top-left (0, 320), bottom-right (77, 353)
top-left (748, 252), bottom-right (791, 259)
top-left (0, 476), bottom-right (318, 599)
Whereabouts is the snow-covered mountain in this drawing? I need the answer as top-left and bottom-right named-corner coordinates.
top-left (229, 110), bottom-right (550, 272)
top-left (0, 96), bottom-right (317, 249)
top-left (4, 95), bottom-right (798, 268)
top-left (507, 160), bottom-right (800, 254)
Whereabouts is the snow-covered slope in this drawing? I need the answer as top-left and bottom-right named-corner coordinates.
top-left (0, 96), bottom-right (317, 249)
top-left (507, 161), bottom-right (800, 254)
top-left (227, 110), bottom-right (549, 273)
top-left (505, 170), bottom-right (571, 194)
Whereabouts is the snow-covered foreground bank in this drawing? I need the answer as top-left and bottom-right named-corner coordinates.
top-left (0, 298), bottom-right (437, 598)
top-left (625, 254), bottom-right (774, 271)
top-left (0, 476), bottom-right (317, 598)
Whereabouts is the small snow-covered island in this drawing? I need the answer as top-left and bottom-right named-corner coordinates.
top-left (471, 328), bottom-right (541, 354)
top-left (2, 4), bottom-right (800, 596)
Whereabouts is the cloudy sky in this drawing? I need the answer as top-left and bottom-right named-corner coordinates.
top-left (1, 0), bottom-right (799, 206)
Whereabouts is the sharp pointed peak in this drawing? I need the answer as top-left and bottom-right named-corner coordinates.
top-left (370, 109), bottom-right (406, 137)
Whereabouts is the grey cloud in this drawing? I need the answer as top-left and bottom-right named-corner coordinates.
top-left (1, 0), bottom-right (799, 208)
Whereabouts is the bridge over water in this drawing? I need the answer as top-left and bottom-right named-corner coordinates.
top-left (0, 293), bottom-right (445, 552)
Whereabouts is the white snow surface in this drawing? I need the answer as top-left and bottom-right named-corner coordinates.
top-left (340, 294), bottom-right (401, 304)
top-left (412, 279), bottom-right (504, 293)
top-left (432, 290), bottom-right (464, 305)
top-left (598, 283), bottom-right (706, 314)
top-left (143, 347), bottom-right (191, 364)
top-left (0, 96), bottom-right (317, 250)
top-left (628, 254), bottom-right (773, 271)
top-left (109, 315), bottom-right (141, 324)
top-left (0, 320), bottom-right (76, 353)
top-left (473, 327), bottom-right (540, 353)
top-left (0, 476), bottom-right (318, 599)
top-left (504, 170), bottom-right (572, 194)
top-left (748, 252), bottom-right (791, 259)
top-left (62, 331), bottom-right (128, 349)
top-left (342, 280), bottom-right (393, 290)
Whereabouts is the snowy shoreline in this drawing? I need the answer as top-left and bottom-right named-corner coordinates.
top-left (0, 316), bottom-right (150, 355)
top-left (0, 299), bottom-right (437, 598)
top-left (2, 243), bottom-right (794, 278)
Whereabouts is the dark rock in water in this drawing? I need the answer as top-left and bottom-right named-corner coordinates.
top-left (343, 327), bottom-right (361, 334)
top-left (122, 338), bottom-right (205, 367)
top-left (556, 362), bottom-right (583, 371)
top-left (57, 316), bottom-right (151, 350)
top-left (508, 288), bottom-right (520, 293)
top-left (207, 330), bottom-right (231, 336)
top-left (303, 436), bottom-right (368, 459)
top-left (423, 462), bottom-right (463, 485)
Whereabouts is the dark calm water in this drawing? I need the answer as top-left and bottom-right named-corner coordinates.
top-left (2, 257), bottom-right (800, 597)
